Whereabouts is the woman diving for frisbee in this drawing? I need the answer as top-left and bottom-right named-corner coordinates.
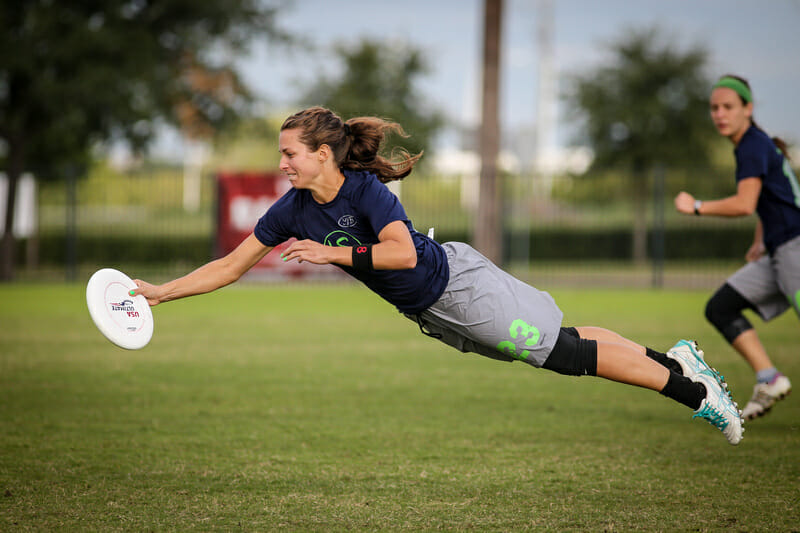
top-left (132, 106), bottom-right (745, 444)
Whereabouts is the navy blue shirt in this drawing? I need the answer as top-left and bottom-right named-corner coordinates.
top-left (735, 126), bottom-right (800, 253)
top-left (254, 170), bottom-right (449, 314)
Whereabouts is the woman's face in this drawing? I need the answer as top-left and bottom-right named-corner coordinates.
top-left (278, 128), bottom-right (323, 189)
top-left (709, 87), bottom-right (753, 143)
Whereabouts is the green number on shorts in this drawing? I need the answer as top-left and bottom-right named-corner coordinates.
top-left (496, 319), bottom-right (540, 361)
top-left (497, 341), bottom-right (530, 361)
top-left (509, 319), bottom-right (540, 346)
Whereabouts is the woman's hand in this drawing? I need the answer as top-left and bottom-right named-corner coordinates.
top-left (674, 191), bottom-right (696, 215)
top-left (745, 241), bottom-right (766, 262)
top-left (130, 279), bottom-right (163, 306)
top-left (280, 239), bottom-right (337, 265)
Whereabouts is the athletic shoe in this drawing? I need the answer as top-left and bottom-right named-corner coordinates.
top-left (692, 372), bottom-right (744, 445)
top-left (667, 339), bottom-right (727, 390)
top-left (741, 374), bottom-right (792, 420)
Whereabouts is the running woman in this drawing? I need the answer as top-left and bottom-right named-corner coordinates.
top-left (133, 106), bottom-right (744, 444)
top-left (675, 74), bottom-right (798, 420)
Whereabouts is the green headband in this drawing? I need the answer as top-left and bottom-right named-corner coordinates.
top-left (713, 77), bottom-right (752, 103)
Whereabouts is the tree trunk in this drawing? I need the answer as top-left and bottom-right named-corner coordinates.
top-left (474, 0), bottom-right (503, 264)
top-left (631, 162), bottom-right (648, 265)
top-left (0, 144), bottom-right (23, 282)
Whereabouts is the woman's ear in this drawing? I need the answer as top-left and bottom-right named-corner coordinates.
top-left (317, 144), bottom-right (331, 162)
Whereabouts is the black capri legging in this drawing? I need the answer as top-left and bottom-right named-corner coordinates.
top-left (705, 283), bottom-right (755, 343)
top-left (542, 327), bottom-right (598, 376)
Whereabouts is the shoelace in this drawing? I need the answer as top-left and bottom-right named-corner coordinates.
top-left (702, 368), bottom-right (727, 389)
top-left (693, 403), bottom-right (730, 430)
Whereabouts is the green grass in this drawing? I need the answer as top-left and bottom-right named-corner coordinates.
top-left (1, 283), bottom-right (798, 531)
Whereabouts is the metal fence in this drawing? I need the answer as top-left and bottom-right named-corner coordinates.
top-left (12, 163), bottom-right (755, 289)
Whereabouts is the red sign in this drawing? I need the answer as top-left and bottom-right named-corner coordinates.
top-left (215, 172), bottom-right (343, 279)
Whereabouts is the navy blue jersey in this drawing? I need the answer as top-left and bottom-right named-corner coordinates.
top-left (254, 170), bottom-right (449, 314)
top-left (735, 126), bottom-right (800, 253)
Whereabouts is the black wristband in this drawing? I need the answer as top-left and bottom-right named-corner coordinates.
top-left (694, 200), bottom-right (703, 216)
top-left (352, 244), bottom-right (373, 270)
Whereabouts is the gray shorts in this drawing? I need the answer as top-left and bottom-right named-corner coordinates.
top-left (728, 234), bottom-right (800, 321)
top-left (406, 242), bottom-right (563, 367)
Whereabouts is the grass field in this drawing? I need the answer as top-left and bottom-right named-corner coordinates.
top-left (1, 283), bottom-right (798, 531)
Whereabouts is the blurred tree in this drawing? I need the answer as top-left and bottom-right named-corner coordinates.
top-left (0, 0), bottom-right (288, 280)
top-left (565, 27), bottom-right (714, 263)
top-left (299, 39), bottom-right (444, 165)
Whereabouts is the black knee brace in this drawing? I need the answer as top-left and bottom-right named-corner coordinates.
top-left (542, 327), bottom-right (598, 376)
top-left (705, 283), bottom-right (754, 343)
top-left (561, 326), bottom-right (579, 339)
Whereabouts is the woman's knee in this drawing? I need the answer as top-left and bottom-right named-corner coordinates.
top-left (705, 283), bottom-right (754, 342)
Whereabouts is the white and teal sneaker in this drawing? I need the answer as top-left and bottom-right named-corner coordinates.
top-left (667, 339), bottom-right (727, 390)
top-left (692, 372), bottom-right (744, 445)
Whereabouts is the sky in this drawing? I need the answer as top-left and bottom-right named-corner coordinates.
top-left (157, 0), bottom-right (800, 159)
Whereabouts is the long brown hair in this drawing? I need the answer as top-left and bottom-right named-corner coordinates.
top-left (720, 74), bottom-right (791, 160)
top-left (280, 106), bottom-right (423, 182)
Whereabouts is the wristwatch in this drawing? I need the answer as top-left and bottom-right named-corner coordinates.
top-left (694, 199), bottom-right (703, 216)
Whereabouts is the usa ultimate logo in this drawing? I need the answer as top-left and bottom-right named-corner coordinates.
top-left (109, 299), bottom-right (136, 312)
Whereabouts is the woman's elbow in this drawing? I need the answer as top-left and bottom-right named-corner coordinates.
top-left (224, 269), bottom-right (244, 286)
top-left (217, 259), bottom-right (247, 286)
top-left (737, 203), bottom-right (757, 216)
top-left (400, 249), bottom-right (418, 269)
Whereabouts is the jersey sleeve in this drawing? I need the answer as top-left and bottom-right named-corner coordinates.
top-left (357, 178), bottom-right (409, 237)
top-left (253, 193), bottom-right (296, 247)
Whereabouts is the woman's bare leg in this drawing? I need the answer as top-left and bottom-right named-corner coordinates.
top-left (731, 328), bottom-right (773, 372)
top-left (570, 326), bottom-right (743, 445)
top-left (576, 326), bottom-right (669, 391)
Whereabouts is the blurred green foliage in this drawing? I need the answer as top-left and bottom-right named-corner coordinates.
top-left (299, 39), bottom-right (445, 164)
top-left (565, 27), bottom-right (715, 173)
top-left (1, 0), bottom-right (286, 180)
top-left (1, 0), bottom-right (289, 279)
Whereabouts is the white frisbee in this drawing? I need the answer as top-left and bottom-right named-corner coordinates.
top-left (86, 268), bottom-right (154, 350)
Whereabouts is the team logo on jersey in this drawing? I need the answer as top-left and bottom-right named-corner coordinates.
top-left (324, 230), bottom-right (361, 247)
top-left (338, 214), bottom-right (357, 228)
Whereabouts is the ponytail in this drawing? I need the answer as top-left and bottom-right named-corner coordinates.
top-left (281, 107), bottom-right (422, 182)
top-left (749, 119), bottom-right (791, 161)
top-left (771, 135), bottom-right (791, 161)
top-left (341, 117), bottom-right (422, 182)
